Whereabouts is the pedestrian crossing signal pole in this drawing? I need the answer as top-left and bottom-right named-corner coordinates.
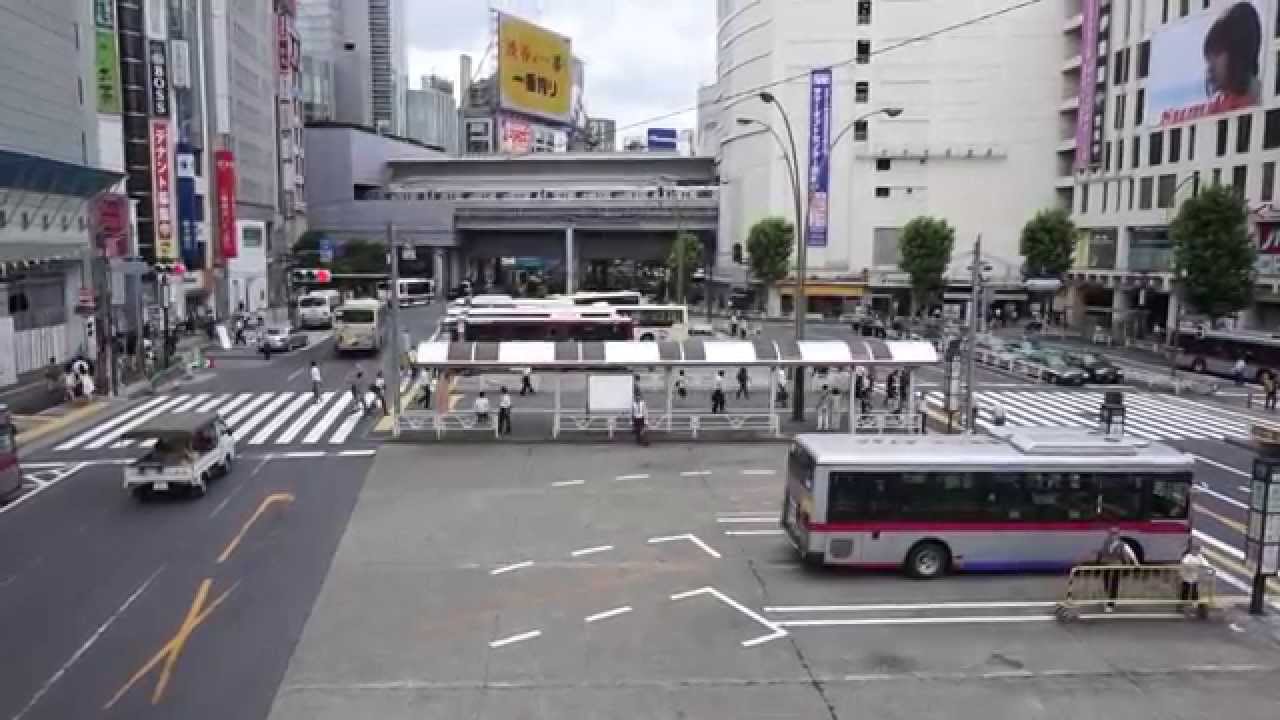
top-left (387, 223), bottom-right (402, 439)
top-left (963, 235), bottom-right (982, 434)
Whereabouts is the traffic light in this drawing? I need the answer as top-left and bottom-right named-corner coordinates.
top-left (732, 243), bottom-right (744, 264)
top-left (292, 268), bottom-right (331, 284)
top-left (153, 260), bottom-right (186, 276)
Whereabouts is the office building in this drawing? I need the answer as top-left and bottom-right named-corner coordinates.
top-left (406, 75), bottom-right (458, 153)
top-left (298, 0), bottom-right (406, 134)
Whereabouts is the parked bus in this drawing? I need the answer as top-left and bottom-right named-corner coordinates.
top-left (440, 306), bottom-right (633, 342)
top-left (397, 278), bottom-right (435, 306)
top-left (570, 290), bottom-right (643, 306)
top-left (1174, 326), bottom-right (1280, 382)
top-left (781, 427), bottom-right (1193, 577)
top-left (0, 404), bottom-right (20, 502)
top-left (614, 304), bottom-right (690, 342)
top-left (334, 298), bottom-right (386, 354)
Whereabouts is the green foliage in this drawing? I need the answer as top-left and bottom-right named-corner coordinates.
top-left (290, 233), bottom-right (387, 275)
top-left (666, 232), bottom-right (704, 302)
top-left (1171, 185), bottom-right (1255, 319)
top-left (746, 216), bottom-right (795, 287)
top-left (898, 216), bottom-right (955, 314)
top-left (1020, 208), bottom-right (1076, 278)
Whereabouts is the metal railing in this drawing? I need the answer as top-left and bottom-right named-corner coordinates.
top-left (1055, 564), bottom-right (1215, 621)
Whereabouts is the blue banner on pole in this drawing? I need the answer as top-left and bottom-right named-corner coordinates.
top-left (175, 142), bottom-right (200, 269)
top-left (646, 127), bottom-right (678, 151)
top-left (806, 68), bottom-right (833, 248)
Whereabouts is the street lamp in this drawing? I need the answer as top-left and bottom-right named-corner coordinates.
top-left (830, 107), bottom-right (905, 151)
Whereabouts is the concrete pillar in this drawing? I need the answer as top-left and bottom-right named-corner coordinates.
top-left (1165, 293), bottom-right (1180, 344)
top-left (564, 224), bottom-right (576, 295)
top-left (448, 249), bottom-right (461, 289)
top-left (1111, 288), bottom-right (1130, 338)
top-left (432, 249), bottom-right (444, 287)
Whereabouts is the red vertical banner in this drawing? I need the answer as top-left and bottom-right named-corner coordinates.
top-left (215, 149), bottom-right (238, 260)
top-left (150, 119), bottom-right (175, 258)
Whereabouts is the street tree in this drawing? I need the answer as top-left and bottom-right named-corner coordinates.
top-left (746, 216), bottom-right (794, 299)
top-left (898, 216), bottom-right (955, 316)
top-left (290, 234), bottom-right (387, 275)
top-left (1171, 184), bottom-right (1255, 321)
top-left (1019, 208), bottom-right (1077, 319)
top-left (666, 231), bottom-right (704, 303)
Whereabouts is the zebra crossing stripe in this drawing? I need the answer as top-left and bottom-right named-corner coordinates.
top-left (328, 405), bottom-right (364, 444)
top-left (249, 393), bottom-right (315, 445)
top-left (54, 396), bottom-right (169, 451)
top-left (987, 391), bottom-right (1092, 428)
top-left (212, 393), bottom-right (254, 419)
top-left (277, 392), bottom-right (335, 444)
top-left (84, 395), bottom-right (191, 450)
top-left (225, 393), bottom-right (276, 427)
top-left (1048, 392), bottom-right (1181, 440)
top-left (302, 393), bottom-right (354, 443)
top-left (1124, 394), bottom-right (1247, 437)
top-left (170, 394), bottom-right (210, 412)
top-left (233, 393), bottom-right (295, 442)
top-left (196, 394), bottom-right (232, 413)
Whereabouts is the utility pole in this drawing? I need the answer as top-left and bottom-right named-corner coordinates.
top-left (387, 223), bottom-right (402, 439)
top-left (964, 235), bottom-right (982, 434)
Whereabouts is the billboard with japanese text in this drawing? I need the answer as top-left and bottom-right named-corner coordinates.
top-left (497, 13), bottom-right (572, 125)
top-left (806, 68), bottom-right (832, 248)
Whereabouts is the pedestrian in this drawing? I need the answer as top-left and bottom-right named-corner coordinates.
top-left (349, 370), bottom-right (367, 414)
top-left (675, 370), bottom-right (688, 399)
top-left (63, 367), bottom-right (77, 402)
top-left (1264, 370), bottom-right (1277, 411)
top-left (1178, 541), bottom-right (1213, 618)
top-left (474, 391), bottom-right (491, 426)
top-left (417, 373), bottom-right (435, 409)
top-left (309, 361), bottom-right (323, 401)
top-left (729, 310), bottom-right (739, 338)
top-left (736, 367), bottom-right (750, 400)
top-left (233, 316), bottom-right (246, 345)
top-left (631, 390), bottom-right (649, 446)
top-left (261, 336), bottom-right (273, 360)
top-left (775, 367), bottom-right (788, 408)
top-left (885, 370), bottom-right (898, 409)
top-left (711, 370), bottom-right (727, 414)
top-left (520, 367), bottom-right (536, 395)
top-left (1233, 356), bottom-right (1247, 385)
top-left (816, 384), bottom-right (834, 430)
top-left (371, 370), bottom-right (387, 415)
top-left (498, 386), bottom-right (513, 435)
top-left (861, 371), bottom-right (875, 414)
top-left (1096, 528), bottom-right (1139, 612)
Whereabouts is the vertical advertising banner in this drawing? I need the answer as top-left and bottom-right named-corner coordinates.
top-left (1087, 3), bottom-right (1111, 167)
top-left (148, 39), bottom-right (170, 117)
top-left (806, 68), bottom-right (833, 248)
top-left (176, 143), bottom-right (199, 269)
top-left (1149, 0), bottom-right (1266, 126)
top-left (94, 30), bottom-right (122, 114)
top-left (1074, 0), bottom-right (1100, 169)
top-left (215, 150), bottom-right (238, 260)
top-left (91, 193), bottom-right (131, 257)
top-left (151, 119), bottom-right (176, 259)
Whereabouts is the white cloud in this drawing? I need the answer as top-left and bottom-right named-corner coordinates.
top-left (404, 0), bottom-right (715, 140)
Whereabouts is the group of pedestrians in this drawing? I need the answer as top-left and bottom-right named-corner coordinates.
top-left (303, 360), bottom-right (389, 416)
top-left (46, 356), bottom-right (94, 403)
top-left (1095, 529), bottom-right (1212, 617)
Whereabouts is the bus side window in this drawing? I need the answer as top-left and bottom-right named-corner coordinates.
top-left (980, 472), bottom-right (1029, 520)
top-left (1097, 472), bottom-right (1143, 520)
top-left (1149, 474), bottom-right (1191, 519)
top-left (827, 472), bottom-right (867, 522)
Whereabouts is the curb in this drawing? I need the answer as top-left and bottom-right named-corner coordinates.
top-left (15, 401), bottom-right (112, 446)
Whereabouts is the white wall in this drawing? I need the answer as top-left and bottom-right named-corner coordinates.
top-left (227, 220), bottom-right (268, 313)
top-left (713, 0), bottom-right (1063, 282)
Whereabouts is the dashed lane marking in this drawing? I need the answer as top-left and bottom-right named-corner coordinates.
top-left (488, 630), bottom-right (541, 648)
top-left (615, 473), bottom-right (650, 481)
top-left (584, 606), bottom-right (632, 624)
top-left (550, 479), bottom-right (585, 487)
top-left (570, 545), bottom-right (613, 557)
top-left (490, 561), bottom-right (534, 576)
top-left (725, 529), bottom-right (783, 536)
top-left (741, 469), bottom-right (776, 476)
top-left (647, 533), bottom-right (721, 559)
top-left (680, 470), bottom-right (712, 477)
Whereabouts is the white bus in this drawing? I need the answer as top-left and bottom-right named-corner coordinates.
top-left (570, 290), bottom-right (643, 306)
top-left (439, 306), bottom-right (633, 342)
top-left (782, 427), bottom-right (1193, 578)
top-left (334, 298), bottom-right (386, 354)
top-left (615, 304), bottom-right (690, 342)
top-left (397, 278), bottom-right (435, 306)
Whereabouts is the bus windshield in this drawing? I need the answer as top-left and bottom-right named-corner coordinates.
top-left (298, 296), bottom-right (327, 308)
top-left (337, 309), bottom-right (376, 324)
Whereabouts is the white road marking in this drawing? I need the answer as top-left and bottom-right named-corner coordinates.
top-left (715, 517), bottom-right (776, 524)
top-left (275, 392), bottom-right (335, 444)
top-left (776, 616), bottom-right (1058, 627)
top-left (741, 469), bottom-right (776, 476)
top-left (83, 395), bottom-right (190, 449)
top-left (233, 392), bottom-right (295, 441)
top-left (488, 630), bottom-right (541, 648)
top-left (195, 393), bottom-right (232, 412)
top-left (11, 566), bottom-right (162, 720)
top-left (551, 479), bottom-right (585, 487)
top-left (338, 449), bottom-right (376, 457)
top-left (286, 366), bottom-right (306, 382)
top-left (615, 473), bottom-right (650, 481)
top-left (169, 394), bottom-right (210, 412)
top-left (53, 396), bottom-right (168, 450)
top-left (303, 392), bottom-right (353, 443)
top-left (648, 533), bottom-right (721, 559)
top-left (211, 393), bottom-right (254, 419)
top-left (490, 561), bottom-right (533, 575)
top-left (763, 601), bottom-right (1061, 613)
top-left (224, 393), bottom-right (277, 427)
top-left (584, 606), bottom-right (632, 624)
top-left (1239, 485), bottom-right (1250, 493)
top-left (725, 529), bottom-right (784, 536)
top-left (669, 586), bottom-right (787, 647)
top-left (680, 470), bottom-right (712, 477)
top-left (1194, 529), bottom-right (1244, 560)
top-left (280, 451), bottom-right (325, 458)
top-left (570, 545), bottom-right (613, 557)
top-left (249, 393), bottom-right (314, 444)
top-left (1193, 454), bottom-right (1250, 478)
top-left (0, 463), bottom-right (88, 516)
top-left (327, 407), bottom-right (364, 444)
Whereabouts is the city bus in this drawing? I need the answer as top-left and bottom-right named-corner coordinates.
top-left (0, 404), bottom-right (20, 502)
top-left (614, 304), bottom-right (690, 342)
top-left (440, 306), bottom-right (634, 342)
top-left (397, 278), bottom-right (435, 306)
top-left (1174, 326), bottom-right (1280, 382)
top-left (334, 298), bottom-right (386, 354)
top-left (570, 290), bottom-right (643, 306)
top-left (781, 427), bottom-right (1193, 578)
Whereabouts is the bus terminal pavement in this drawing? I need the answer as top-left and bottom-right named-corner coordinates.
top-left (266, 443), bottom-right (1280, 720)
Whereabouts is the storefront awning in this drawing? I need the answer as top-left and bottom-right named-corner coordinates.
top-left (777, 282), bottom-right (867, 298)
top-left (0, 149), bottom-right (122, 197)
top-left (0, 241), bottom-right (89, 266)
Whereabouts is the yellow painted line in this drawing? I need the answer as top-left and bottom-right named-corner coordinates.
top-left (216, 492), bottom-right (295, 564)
top-left (1203, 548), bottom-right (1280, 595)
top-left (374, 379), bottom-right (425, 432)
top-left (16, 401), bottom-right (109, 443)
top-left (1195, 504), bottom-right (1247, 534)
top-left (103, 578), bottom-right (238, 708)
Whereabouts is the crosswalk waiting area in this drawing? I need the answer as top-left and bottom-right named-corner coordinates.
top-left (924, 389), bottom-right (1253, 441)
top-left (54, 391), bottom-right (377, 452)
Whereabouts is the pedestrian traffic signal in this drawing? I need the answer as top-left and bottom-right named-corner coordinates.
top-left (153, 260), bottom-right (185, 275)
top-left (292, 268), bottom-right (331, 284)
top-left (732, 243), bottom-right (744, 264)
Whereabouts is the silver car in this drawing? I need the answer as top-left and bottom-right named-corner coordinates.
top-left (259, 327), bottom-right (308, 352)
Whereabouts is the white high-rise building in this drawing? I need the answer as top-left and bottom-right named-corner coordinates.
top-left (706, 0), bottom-right (1065, 317)
top-left (406, 75), bottom-right (459, 153)
top-left (298, 0), bottom-right (406, 134)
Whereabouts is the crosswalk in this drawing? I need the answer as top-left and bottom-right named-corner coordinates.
top-left (925, 389), bottom-right (1256, 441)
top-left (53, 390), bottom-right (378, 452)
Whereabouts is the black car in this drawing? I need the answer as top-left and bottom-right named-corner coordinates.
top-left (1065, 352), bottom-right (1125, 384)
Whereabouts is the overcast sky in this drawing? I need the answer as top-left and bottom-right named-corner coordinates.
top-left (404, 0), bottom-right (716, 141)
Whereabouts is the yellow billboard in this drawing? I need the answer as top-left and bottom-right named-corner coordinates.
top-left (498, 13), bottom-right (572, 123)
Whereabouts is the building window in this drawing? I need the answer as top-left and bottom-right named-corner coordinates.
top-left (855, 81), bottom-right (869, 103)
top-left (1232, 165), bottom-right (1248, 198)
top-left (1131, 135), bottom-right (1141, 168)
top-left (1134, 89), bottom-right (1145, 125)
top-left (1275, 51), bottom-right (1280, 95)
top-left (874, 186), bottom-right (890, 198)
top-left (1157, 173), bottom-right (1177, 208)
top-left (1189, 124), bottom-right (1196, 160)
top-left (1080, 184), bottom-right (1090, 214)
top-left (856, 40), bottom-right (871, 64)
top-left (1117, 139), bottom-right (1125, 170)
top-left (1192, 169), bottom-right (1200, 196)
top-left (1148, 131), bottom-right (1163, 166)
top-left (1104, 141), bottom-right (1112, 170)
top-left (1169, 127), bottom-right (1182, 163)
top-left (1101, 181), bottom-right (1110, 212)
top-left (1128, 177), bottom-right (1136, 209)
top-left (1216, 118), bottom-right (1229, 156)
top-left (1139, 177), bottom-right (1154, 209)
top-left (853, 120), bottom-right (868, 141)
top-left (1263, 161), bottom-right (1276, 202)
top-left (1161, 0), bottom-right (1169, 23)
top-left (875, 158), bottom-right (891, 171)
top-left (1212, 167), bottom-right (1222, 185)
top-left (1266, 109), bottom-right (1280, 148)
top-left (1137, 41), bottom-right (1151, 78)
top-left (1238, 113), bottom-right (1253, 153)
top-left (1114, 49), bottom-right (1129, 84)
top-left (1114, 94), bottom-right (1126, 129)
top-left (857, 0), bottom-right (872, 24)
top-left (1179, 0), bottom-right (1189, 17)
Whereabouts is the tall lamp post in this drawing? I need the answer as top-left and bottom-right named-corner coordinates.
top-left (1164, 171), bottom-right (1201, 371)
top-left (735, 104), bottom-right (902, 421)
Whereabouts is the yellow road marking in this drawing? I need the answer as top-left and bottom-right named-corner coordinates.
top-left (217, 492), bottom-right (295, 564)
top-left (1195, 504), bottom-right (1246, 534)
top-left (1203, 548), bottom-right (1280, 595)
top-left (103, 578), bottom-right (238, 708)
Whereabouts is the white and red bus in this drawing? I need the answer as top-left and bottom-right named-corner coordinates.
top-left (782, 427), bottom-right (1193, 577)
top-left (439, 306), bottom-right (634, 342)
top-left (0, 404), bottom-right (21, 502)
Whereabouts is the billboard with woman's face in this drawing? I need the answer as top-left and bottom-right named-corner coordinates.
top-left (1148, 0), bottom-right (1266, 127)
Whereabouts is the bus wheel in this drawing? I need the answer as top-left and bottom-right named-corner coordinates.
top-left (905, 541), bottom-right (950, 579)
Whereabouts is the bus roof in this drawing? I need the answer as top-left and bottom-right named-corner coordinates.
top-left (338, 298), bottom-right (382, 309)
top-left (795, 428), bottom-right (1193, 469)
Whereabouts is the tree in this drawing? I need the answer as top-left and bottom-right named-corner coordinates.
top-left (898, 216), bottom-right (955, 316)
top-left (746, 216), bottom-right (794, 291)
top-left (666, 232), bottom-right (704, 302)
top-left (1020, 208), bottom-right (1077, 321)
top-left (1171, 184), bottom-right (1255, 321)
top-left (289, 233), bottom-right (387, 274)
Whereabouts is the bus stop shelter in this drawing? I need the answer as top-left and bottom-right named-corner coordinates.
top-left (404, 338), bottom-right (939, 440)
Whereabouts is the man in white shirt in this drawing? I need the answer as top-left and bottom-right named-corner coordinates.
top-left (631, 392), bottom-right (648, 446)
top-left (520, 367), bottom-right (536, 395)
top-left (309, 361), bottom-right (322, 402)
top-left (498, 386), bottom-right (513, 435)
top-left (474, 391), bottom-right (491, 425)
top-left (711, 370), bottom-right (726, 413)
top-left (371, 371), bottom-right (388, 415)
top-left (1178, 542), bottom-right (1213, 618)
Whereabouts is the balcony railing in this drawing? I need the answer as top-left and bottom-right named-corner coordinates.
top-left (373, 186), bottom-right (720, 205)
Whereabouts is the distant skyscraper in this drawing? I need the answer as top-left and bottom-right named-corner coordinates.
top-left (298, 0), bottom-right (406, 133)
top-left (406, 75), bottom-right (458, 153)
